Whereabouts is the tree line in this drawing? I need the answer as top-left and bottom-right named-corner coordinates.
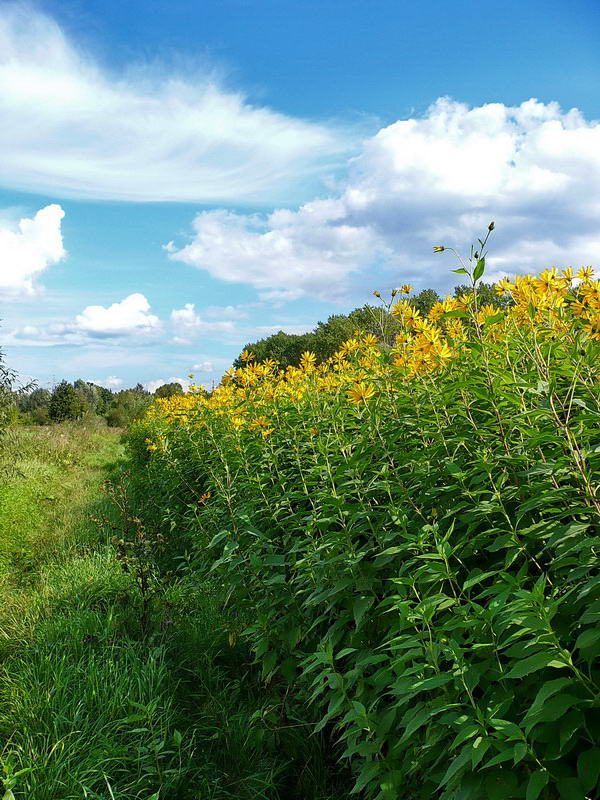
top-left (234, 282), bottom-right (506, 370)
top-left (8, 380), bottom-right (185, 427)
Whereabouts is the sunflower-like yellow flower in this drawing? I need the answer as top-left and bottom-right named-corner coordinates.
top-left (577, 266), bottom-right (594, 282)
top-left (362, 333), bottom-right (379, 347)
top-left (300, 351), bottom-right (317, 370)
top-left (347, 382), bottom-right (376, 405)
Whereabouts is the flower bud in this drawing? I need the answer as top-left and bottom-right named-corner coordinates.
top-left (433, 246), bottom-right (445, 253)
top-left (488, 221), bottom-right (495, 231)
top-left (373, 290), bottom-right (381, 298)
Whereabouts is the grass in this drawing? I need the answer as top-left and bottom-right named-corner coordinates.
top-left (0, 422), bottom-right (348, 800)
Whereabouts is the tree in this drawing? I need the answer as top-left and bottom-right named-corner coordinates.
top-left (233, 305), bottom-right (398, 371)
top-left (154, 382), bottom-right (184, 398)
top-left (453, 282), bottom-right (510, 309)
top-left (0, 341), bottom-right (16, 433)
top-left (73, 379), bottom-right (100, 414)
top-left (410, 288), bottom-right (441, 316)
top-left (49, 381), bottom-right (80, 422)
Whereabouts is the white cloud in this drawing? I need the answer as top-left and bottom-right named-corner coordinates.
top-left (169, 204), bottom-right (386, 300)
top-left (0, 5), bottom-right (349, 203)
top-left (0, 204), bottom-right (65, 295)
top-left (7, 293), bottom-right (162, 345)
top-left (170, 303), bottom-right (235, 344)
top-left (83, 375), bottom-right (123, 388)
top-left (192, 361), bottom-right (214, 372)
top-left (75, 293), bottom-right (161, 337)
top-left (145, 377), bottom-right (190, 394)
top-left (169, 98), bottom-right (600, 297)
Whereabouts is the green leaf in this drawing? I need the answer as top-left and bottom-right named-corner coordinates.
top-left (463, 570), bottom-right (498, 591)
top-left (526, 769), bottom-right (549, 800)
top-left (473, 258), bottom-right (485, 282)
top-left (353, 595), bottom-right (374, 628)
top-left (504, 651), bottom-right (569, 679)
top-left (439, 747), bottom-right (471, 787)
top-left (443, 309), bottom-right (471, 319)
top-left (577, 747), bottom-right (600, 793)
top-left (2, 792), bottom-right (16, 800)
top-left (575, 628), bottom-right (600, 650)
top-left (452, 268), bottom-right (469, 275)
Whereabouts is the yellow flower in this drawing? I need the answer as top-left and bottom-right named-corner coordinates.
top-left (240, 349), bottom-right (256, 362)
top-left (433, 245), bottom-right (445, 252)
top-left (339, 338), bottom-right (361, 356)
top-left (362, 333), bottom-right (379, 347)
top-left (495, 277), bottom-right (513, 295)
top-left (577, 266), bottom-right (594, 282)
top-left (347, 382), bottom-right (376, 405)
top-left (198, 491), bottom-right (212, 504)
top-left (300, 351), bottom-right (317, 370)
top-left (400, 284), bottom-right (413, 294)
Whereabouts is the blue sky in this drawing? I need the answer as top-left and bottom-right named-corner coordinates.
top-left (1, 0), bottom-right (599, 391)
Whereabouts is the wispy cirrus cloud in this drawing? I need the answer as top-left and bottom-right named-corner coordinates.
top-left (0, 5), bottom-right (351, 203)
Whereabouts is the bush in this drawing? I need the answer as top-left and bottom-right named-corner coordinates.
top-left (128, 257), bottom-right (600, 800)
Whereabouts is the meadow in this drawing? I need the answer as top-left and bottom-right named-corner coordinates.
top-left (0, 424), bottom-right (347, 799)
top-left (1, 251), bottom-right (599, 800)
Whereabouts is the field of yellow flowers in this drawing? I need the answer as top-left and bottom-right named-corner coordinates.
top-left (129, 257), bottom-right (600, 800)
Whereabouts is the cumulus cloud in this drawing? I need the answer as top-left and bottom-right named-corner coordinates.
top-left (0, 5), bottom-right (348, 202)
top-left (7, 293), bottom-right (162, 345)
top-left (169, 98), bottom-right (600, 297)
top-left (0, 204), bottom-right (65, 295)
top-left (170, 303), bottom-right (235, 344)
top-left (169, 204), bottom-right (386, 300)
top-left (75, 293), bottom-right (161, 337)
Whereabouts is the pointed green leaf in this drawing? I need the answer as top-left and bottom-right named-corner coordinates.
top-left (577, 747), bottom-right (600, 792)
top-left (526, 769), bottom-right (549, 800)
top-left (473, 258), bottom-right (486, 281)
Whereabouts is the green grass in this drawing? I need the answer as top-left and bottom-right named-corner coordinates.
top-left (0, 423), bottom-right (347, 800)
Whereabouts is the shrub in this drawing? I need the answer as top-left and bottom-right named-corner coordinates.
top-left (128, 250), bottom-right (600, 800)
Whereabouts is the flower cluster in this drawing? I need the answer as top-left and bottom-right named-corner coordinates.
top-left (149, 266), bottom-right (599, 437)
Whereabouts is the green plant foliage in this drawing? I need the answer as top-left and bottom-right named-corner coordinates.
top-left (129, 279), bottom-right (600, 799)
top-left (234, 305), bottom-right (397, 370)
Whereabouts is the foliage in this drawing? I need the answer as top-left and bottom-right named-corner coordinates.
top-left (0, 424), bottom-right (349, 800)
top-left (234, 305), bottom-right (395, 370)
top-left (48, 380), bottom-right (83, 422)
top-left (154, 382), bottom-right (184, 398)
top-left (129, 238), bottom-right (600, 800)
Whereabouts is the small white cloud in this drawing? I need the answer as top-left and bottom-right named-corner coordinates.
top-left (0, 6), bottom-right (349, 203)
top-left (192, 361), bottom-right (214, 372)
top-left (75, 293), bottom-right (161, 337)
top-left (104, 375), bottom-right (123, 388)
top-left (170, 303), bottom-right (235, 343)
top-left (204, 303), bottom-right (254, 319)
top-left (145, 376), bottom-right (190, 394)
top-left (0, 204), bottom-right (66, 295)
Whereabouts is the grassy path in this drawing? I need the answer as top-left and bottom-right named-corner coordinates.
top-left (0, 425), bottom-right (347, 800)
